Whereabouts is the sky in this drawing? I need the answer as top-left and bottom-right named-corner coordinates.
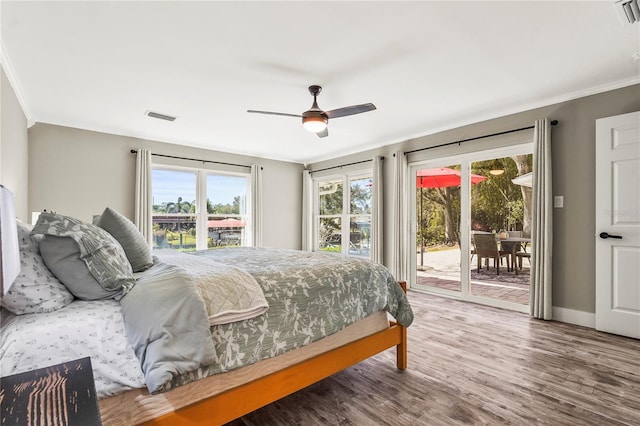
top-left (152, 169), bottom-right (246, 206)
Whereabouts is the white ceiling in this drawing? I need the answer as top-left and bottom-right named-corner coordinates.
top-left (1, 1), bottom-right (639, 164)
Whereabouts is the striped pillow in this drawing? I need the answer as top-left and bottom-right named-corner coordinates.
top-left (31, 212), bottom-right (135, 299)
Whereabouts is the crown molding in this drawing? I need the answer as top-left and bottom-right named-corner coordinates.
top-left (1, 39), bottom-right (35, 127)
top-left (536, 75), bottom-right (640, 108)
top-left (306, 76), bottom-right (640, 164)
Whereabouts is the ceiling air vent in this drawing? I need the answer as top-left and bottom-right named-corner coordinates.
top-left (146, 111), bottom-right (177, 121)
top-left (616, 0), bottom-right (640, 24)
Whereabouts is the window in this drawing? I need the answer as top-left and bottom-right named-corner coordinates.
top-left (315, 172), bottom-right (372, 258)
top-left (206, 174), bottom-right (248, 248)
top-left (152, 167), bottom-right (250, 251)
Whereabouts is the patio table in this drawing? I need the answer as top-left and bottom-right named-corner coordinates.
top-left (500, 237), bottom-right (531, 274)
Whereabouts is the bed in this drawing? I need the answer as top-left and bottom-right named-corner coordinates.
top-left (0, 210), bottom-right (413, 425)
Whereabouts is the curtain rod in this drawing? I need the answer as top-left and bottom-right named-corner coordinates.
top-left (403, 120), bottom-right (558, 156)
top-left (130, 150), bottom-right (252, 169)
top-left (309, 157), bottom-right (384, 174)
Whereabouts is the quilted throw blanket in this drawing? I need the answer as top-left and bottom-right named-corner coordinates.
top-left (120, 252), bottom-right (269, 394)
top-left (153, 250), bottom-right (268, 325)
top-left (158, 247), bottom-right (414, 392)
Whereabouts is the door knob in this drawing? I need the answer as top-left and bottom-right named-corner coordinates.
top-left (599, 232), bottom-right (623, 240)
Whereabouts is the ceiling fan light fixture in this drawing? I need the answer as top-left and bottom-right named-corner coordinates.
top-left (302, 115), bottom-right (328, 133)
top-left (247, 85), bottom-right (374, 138)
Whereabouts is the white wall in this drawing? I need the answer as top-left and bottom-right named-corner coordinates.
top-left (0, 66), bottom-right (28, 221)
top-left (28, 124), bottom-right (303, 250)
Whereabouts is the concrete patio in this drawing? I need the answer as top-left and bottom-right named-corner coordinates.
top-left (416, 246), bottom-right (530, 305)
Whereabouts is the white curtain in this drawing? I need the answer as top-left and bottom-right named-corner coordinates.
top-left (371, 156), bottom-right (384, 264)
top-left (391, 151), bottom-right (408, 281)
top-left (301, 170), bottom-right (314, 251)
top-left (250, 164), bottom-right (263, 247)
top-left (134, 149), bottom-right (153, 246)
top-left (530, 118), bottom-right (553, 319)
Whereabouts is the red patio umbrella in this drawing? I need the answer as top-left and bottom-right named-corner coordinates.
top-left (416, 167), bottom-right (487, 266)
top-left (416, 167), bottom-right (487, 188)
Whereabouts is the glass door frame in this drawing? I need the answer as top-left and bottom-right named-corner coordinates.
top-left (409, 158), bottom-right (466, 299)
top-left (408, 143), bottom-right (533, 313)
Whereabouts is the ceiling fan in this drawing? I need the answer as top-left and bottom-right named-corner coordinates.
top-left (247, 85), bottom-right (376, 138)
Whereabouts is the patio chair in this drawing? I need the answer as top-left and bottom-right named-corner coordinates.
top-left (473, 233), bottom-right (511, 275)
top-left (470, 231), bottom-right (491, 265)
top-left (515, 251), bottom-right (531, 274)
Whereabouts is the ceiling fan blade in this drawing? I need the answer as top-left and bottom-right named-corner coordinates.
top-left (316, 128), bottom-right (329, 138)
top-left (325, 103), bottom-right (376, 119)
top-left (247, 110), bottom-right (301, 118)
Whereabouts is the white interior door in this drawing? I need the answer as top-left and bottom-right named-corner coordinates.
top-left (595, 111), bottom-right (640, 339)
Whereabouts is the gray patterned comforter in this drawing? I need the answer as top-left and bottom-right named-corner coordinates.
top-left (157, 247), bottom-right (413, 392)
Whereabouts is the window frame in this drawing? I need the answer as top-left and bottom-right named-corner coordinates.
top-left (151, 164), bottom-right (252, 251)
top-left (313, 168), bottom-right (373, 258)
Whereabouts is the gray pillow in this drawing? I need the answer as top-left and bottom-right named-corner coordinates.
top-left (39, 236), bottom-right (122, 300)
top-left (30, 212), bottom-right (136, 300)
top-left (94, 207), bottom-right (153, 272)
top-left (1, 222), bottom-right (74, 314)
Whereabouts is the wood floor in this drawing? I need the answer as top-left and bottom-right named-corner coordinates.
top-left (227, 291), bottom-right (640, 425)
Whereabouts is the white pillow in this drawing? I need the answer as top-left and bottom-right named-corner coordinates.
top-left (1, 222), bottom-right (74, 314)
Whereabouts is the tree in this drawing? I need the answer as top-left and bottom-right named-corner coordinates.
top-left (418, 186), bottom-right (460, 246)
top-left (160, 196), bottom-right (195, 214)
top-left (208, 196), bottom-right (241, 214)
top-left (350, 183), bottom-right (372, 215)
top-left (511, 155), bottom-right (532, 235)
top-left (470, 155), bottom-right (532, 233)
top-left (319, 181), bottom-right (343, 242)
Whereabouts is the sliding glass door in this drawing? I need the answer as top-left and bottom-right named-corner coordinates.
top-left (470, 154), bottom-right (532, 305)
top-left (410, 161), bottom-right (463, 296)
top-left (409, 145), bottom-right (533, 312)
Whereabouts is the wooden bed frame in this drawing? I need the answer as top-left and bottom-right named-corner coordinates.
top-left (141, 282), bottom-right (408, 425)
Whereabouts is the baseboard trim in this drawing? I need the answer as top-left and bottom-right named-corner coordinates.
top-left (552, 306), bottom-right (595, 328)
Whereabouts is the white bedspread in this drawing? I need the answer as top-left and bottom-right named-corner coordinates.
top-left (0, 300), bottom-right (145, 399)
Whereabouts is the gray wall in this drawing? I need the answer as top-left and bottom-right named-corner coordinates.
top-left (309, 84), bottom-right (640, 314)
top-left (28, 124), bottom-right (303, 250)
top-left (0, 66), bottom-right (29, 221)
top-left (18, 81), bottom-right (640, 314)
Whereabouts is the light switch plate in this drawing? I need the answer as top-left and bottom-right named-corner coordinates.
top-left (554, 195), bottom-right (564, 208)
